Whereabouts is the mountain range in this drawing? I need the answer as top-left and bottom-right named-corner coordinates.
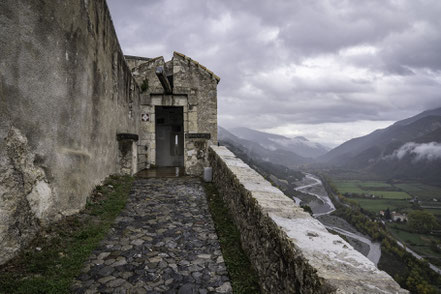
top-left (219, 106), bottom-right (441, 183)
top-left (318, 107), bottom-right (441, 182)
top-left (228, 127), bottom-right (330, 158)
top-left (218, 127), bottom-right (310, 169)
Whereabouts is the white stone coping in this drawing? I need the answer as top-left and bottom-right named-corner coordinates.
top-left (209, 145), bottom-right (407, 293)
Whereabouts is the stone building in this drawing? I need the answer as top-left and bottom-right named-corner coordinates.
top-left (125, 53), bottom-right (220, 175)
top-left (0, 0), bottom-right (219, 265)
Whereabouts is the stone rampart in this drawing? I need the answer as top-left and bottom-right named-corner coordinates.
top-left (208, 146), bottom-right (407, 293)
top-left (0, 0), bottom-right (140, 264)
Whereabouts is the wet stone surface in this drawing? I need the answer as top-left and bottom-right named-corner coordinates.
top-left (72, 177), bottom-right (232, 294)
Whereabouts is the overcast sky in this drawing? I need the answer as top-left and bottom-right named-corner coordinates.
top-left (107, 0), bottom-right (441, 147)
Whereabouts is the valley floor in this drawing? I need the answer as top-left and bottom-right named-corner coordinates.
top-left (293, 173), bottom-right (381, 265)
top-left (333, 178), bottom-right (441, 268)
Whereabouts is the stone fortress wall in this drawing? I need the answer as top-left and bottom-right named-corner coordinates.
top-left (208, 146), bottom-right (407, 293)
top-left (126, 53), bottom-right (219, 175)
top-left (0, 0), bottom-right (141, 265)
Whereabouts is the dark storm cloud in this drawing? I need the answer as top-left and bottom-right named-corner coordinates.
top-left (107, 0), bottom-right (441, 145)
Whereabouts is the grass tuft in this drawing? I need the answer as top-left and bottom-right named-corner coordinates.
top-left (204, 183), bottom-right (261, 294)
top-left (0, 174), bottom-right (133, 294)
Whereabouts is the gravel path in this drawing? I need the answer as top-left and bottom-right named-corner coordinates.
top-left (72, 177), bottom-right (232, 294)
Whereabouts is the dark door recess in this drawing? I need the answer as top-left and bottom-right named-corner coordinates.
top-left (155, 106), bottom-right (184, 167)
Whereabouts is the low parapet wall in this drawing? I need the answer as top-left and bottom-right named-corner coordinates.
top-left (208, 146), bottom-right (407, 293)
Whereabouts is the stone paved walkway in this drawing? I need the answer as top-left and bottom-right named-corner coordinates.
top-left (72, 177), bottom-right (232, 294)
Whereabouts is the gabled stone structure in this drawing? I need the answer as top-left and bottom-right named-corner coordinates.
top-left (0, 0), bottom-right (220, 265)
top-left (126, 53), bottom-right (219, 175)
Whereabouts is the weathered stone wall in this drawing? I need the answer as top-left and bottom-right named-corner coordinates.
top-left (125, 55), bottom-right (152, 70)
top-left (174, 53), bottom-right (218, 175)
top-left (126, 56), bottom-right (166, 170)
top-left (208, 146), bottom-right (407, 293)
top-left (126, 52), bottom-right (219, 175)
top-left (116, 135), bottom-right (139, 176)
top-left (0, 0), bottom-right (140, 264)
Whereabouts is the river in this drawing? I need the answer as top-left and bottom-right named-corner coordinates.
top-left (326, 225), bottom-right (381, 265)
top-left (294, 173), bottom-right (335, 216)
top-left (294, 172), bottom-right (381, 265)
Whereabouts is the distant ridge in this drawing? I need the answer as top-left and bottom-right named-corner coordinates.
top-left (229, 127), bottom-right (330, 158)
top-left (318, 106), bottom-right (441, 182)
top-left (218, 126), bottom-right (310, 168)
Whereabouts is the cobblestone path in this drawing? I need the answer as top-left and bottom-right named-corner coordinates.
top-left (72, 177), bottom-right (232, 294)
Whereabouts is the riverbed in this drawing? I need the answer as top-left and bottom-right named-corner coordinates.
top-left (293, 172), bottom-right (381, 265)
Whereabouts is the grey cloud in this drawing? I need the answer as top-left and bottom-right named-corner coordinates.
top-left (388, 142), bottom-right (441, 162)
top-left (107, 0), bottom-right (441, 144)
top-left (379, 26), bottom-right (441, 73)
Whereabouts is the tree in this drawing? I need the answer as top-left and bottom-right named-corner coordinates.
top-left (405, 268), bottom-right (434, 294)
top-left (301, 205), bottom-right (313, 215)
top-left (408, 211), bottom-right (438, 233)
top-left (385, 208), bottom-right (391, 220)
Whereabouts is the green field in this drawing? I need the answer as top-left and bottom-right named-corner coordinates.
top-left (395, 183), bottom-right (441, 201)
top-left (334, 180), bottom-right (411, 200)
top-left (351, 198), bottom-right (412, 213)
top-left (333, 179), bottom-right (441, 218)
top-left (424, 208), bottom-right (441, 216)
top-left (389, 225), bottom-right (429, 246)
top-left (388, 224), bottom-right (441, 265)
top-left (349, 199), bottom-right (441, 218)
